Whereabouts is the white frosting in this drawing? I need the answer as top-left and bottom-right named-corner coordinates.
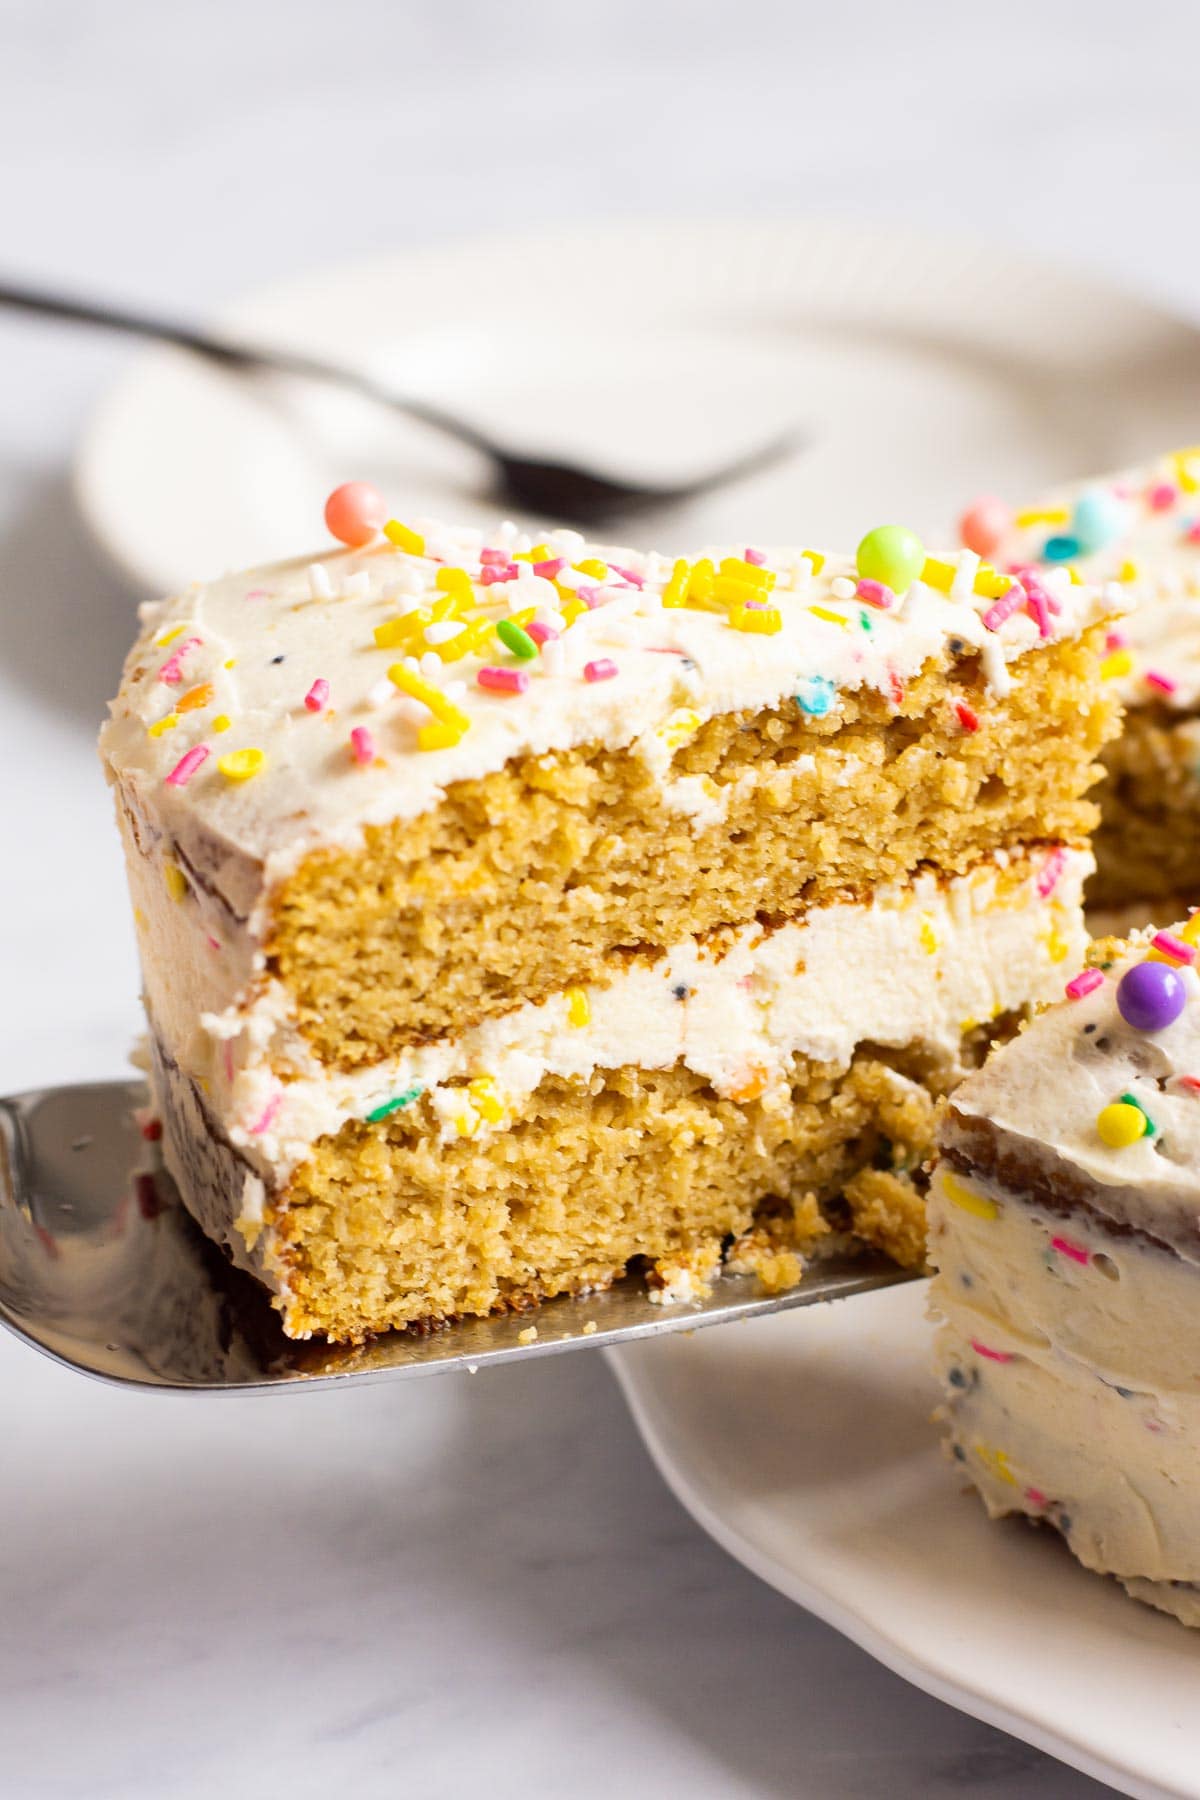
top-left (141, 846), bottom-right (1091, 1183)
top-left (99, 518), bottom-right (1120, 923)
top-left (988, 449), bottom-right (1200, 712)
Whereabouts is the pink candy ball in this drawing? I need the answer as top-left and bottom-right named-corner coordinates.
top-left (324, 481), bottom-right (386, 547)
top-left (959, 495), bottom-right (1012, 558)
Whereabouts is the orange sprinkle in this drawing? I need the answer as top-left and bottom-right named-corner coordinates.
top-left (177, 682), bottom-right (214, 714)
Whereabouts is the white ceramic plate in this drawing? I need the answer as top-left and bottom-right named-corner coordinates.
top-left (609, 1284), bottom-right (1199, 1800)
top-left (75, 217), bottom-right (1200, 597)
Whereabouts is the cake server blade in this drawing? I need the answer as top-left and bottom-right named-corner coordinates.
top-left (0, 1081), bottom-right (917, 1393)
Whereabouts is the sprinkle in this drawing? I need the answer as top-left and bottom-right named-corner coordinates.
top-left (163, 860), bottom-right (189, 903)
top-left (981, 583), bottom-right (1024, 631)
top-left (1015, 507), bottom-right (1069, 529)
top-left (1036, 847), bottom-right (1067, 897)
top-left (477, 665), bottom-right (529, 694)
top-left (532, 557), bottom-right (566, 579)
top-left (1051, 1235), bottom-right (1090, 1266)
top-left (383, 519), bottom-right (425, 555)
top-left (158, 637), bottom-right (202, 685)
top-left (496, 618), bottom-right (538, 659)
top-left (366, 1086), bottom-right (423, 1123)
top-left (795, 675), bottom-right (835, 717)
top-left (243, 588), bottom-right (268, 602)
top-left (941, 1172), bottom-right (998, 1220)
top-left (155, 625), bottom-right (186, 648)
top-left (435, 567), bottom-right (474, 602)
top-left (1101, 648), bottom-right (1134, 680)
top-left (417, 720), bottom-right (466, 751)
top-left (249, 1090), bottom-right (282, 1136)
top-left (1106, 629), bottom-right (1130, 651)
top-left (349, 726), bottom-right (375, 766)
top-left (1152, 930), bottom-right (1197, 965)
top-left (566, 987), bottom-right (590, 1028)
top-left (1147, 481), bottom-right (1177, 511)
top-left (1118, 1091), bottom-right (1157, 1137)
top-left (1096, 1101), bottom-right (1148, 1148)
top-left (729, 602), bottom-right (781, 634)
top-left (609, 563), bottom-right (645, 588)
top-left (828, 578), bottom-right (856, 601)
top-left (855, 578), bottom-right (894, 609)
top-left (577, 558), bottom-right (607, 579)
top-left (479, 561), bottom-right (519, 585)
top-left (307, 562), bottom-right (334, 600)
top-left (526, 621), bottom-right (559, 646)
top-left (140, 1117), bottom-right (163, 1142)
top-left (971, 1340), bottom-right (1014, 1364)
top-left (388, 664), bottom-right (470, 730)
top-left (1041, 533), bottom-right (1081, 563)
top-left (165, 745), bottom-right (209, 787)
top-left (424, 619), bottom-right (468, 646)
top-left (1066, 967), bottom-right (1104, 1000)
top-left (305, 678), bottom-right (330, 713)
top-left (953, 700), bottom-right (980, 733)
top-left (919, 917), bottom-right (939, 956)
top-left (177, 682), bottom-right (214, 714)
top-left (479, 546), bottom-right (508, 565)
top-left (148, 713), bottom-right (179, 738)
top-left (212, 714), bottom-right (231, 733)
top-left (584, 659), bottom-right (618, 683)
top-left (468, 1076), bottom-right (505, 1124)
top-left (1145, 669), bottom-right (1178, 695)
top-left (810, 604), bottom-right (850, 630)
top-left (920, 557), bottom-right (955, 593)
top-left (217, 747), bottom-right (266, 781)
top-left (1024, 586), bottom-right (1051, 638)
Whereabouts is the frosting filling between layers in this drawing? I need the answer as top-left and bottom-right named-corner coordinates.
top-left (143, 845), bottom-right (1091, 1185)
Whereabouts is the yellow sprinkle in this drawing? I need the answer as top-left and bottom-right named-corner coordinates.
top-left (212, 714), bottom-right (231, 733)
top-left (920, 556), bottom-right (956, 593)
top-left (729, 603), bottom-right (781, 635)
top-left (941, 1171), bottom-right (999, 1221)
top-left (467, 1075), bottom-right (505, 1124)
top-left (223, 659), bottom-right (236, 670)
top-left (132, 907), bottom-right (146, 928)
top-left (662, 558), bottom-right (691, 608)
top-left (417, 720), bottom-right (466, 752)
top-left (513, 542), bottom-right (552, 564)
top-left (148, 713), bottom-right (179, 738)
top-left (1118, 560), bottom-right (1139, 583)
top-left (163, 860), bottom-right (188, 903)
top-left (1014, 506), bottom-right (1069, 528)
top-left (388, 664), bottom-right (469, 729)
top-left (1066, 566), bottom-right (1082, 584)
top-left (972, 565), bottom-right (1012, 599)
top-left (374, 611), bottom-right (428, 650)
top-left (1180, 914), bottom-right (1200, 948)
top-left (1172, 448), bottom-right (1200, 493)
top-left (1042, 927), bottom-right (1070, 964)
top-left (1100, 648), bottom-right (1134, 680)
top-left (809, 604), bottom-right (850, 629)
top-left (435, 567), bottom-right (475, 602)
top-left (1096, 1101), bottom-right (1147, 1149)
top-left (454, 1106), bottom-right (479, 1139)
top-left (566, 987), bottom-right (590, 1028)
top-left (559, 597), bottom-right (586, 628)
top-left (154, 625), bottom-right (185, 648)
top-left (800, 549), bottom-right (825, 575)
top-left (176, 682), bottom-right (214, 714)
top-left (919, 917), bottom-right (939, 956)
top-left (576, 557), bottom-right (607, 579)
top-left (383, 519), bottom-right (425, 556)
top-left (217, 747), bottom-right (266, 781)
top-left (656, 708), bottom-right (702, 750)
top-left (974, 1442), bottom-right (1018, 1487)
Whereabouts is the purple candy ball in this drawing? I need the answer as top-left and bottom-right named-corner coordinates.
top-left (1116, 960), bottom-right (1188, 1032)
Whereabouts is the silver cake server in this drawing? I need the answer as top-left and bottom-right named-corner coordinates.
top-left (0, 1082), bottom-right (915, 1393)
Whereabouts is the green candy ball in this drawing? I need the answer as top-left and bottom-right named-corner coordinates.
top-left (856, 525), bottom-right (926, 593)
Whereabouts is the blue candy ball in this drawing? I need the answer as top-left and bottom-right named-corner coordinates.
top-left (1041, 533), bottom-right (1082, 563)
top-left (1071, 488), bottom-right (1129, 556)
top-left (1116, 961), bottom-right (1188, 1033)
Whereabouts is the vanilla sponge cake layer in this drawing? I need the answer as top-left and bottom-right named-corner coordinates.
top-left (149, 849), bottom-right (1090, 1340)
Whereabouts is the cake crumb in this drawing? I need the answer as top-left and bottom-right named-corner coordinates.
top-left (582, 1321), bottom-right (597, 1336)
top-left (517, 1325), bottom-right (538, 1346)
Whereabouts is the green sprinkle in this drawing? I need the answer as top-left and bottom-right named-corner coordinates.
top-left (859, 609), bottom-right (873, 632)
top-left (366, 1085), bottom-right (424, 1123)
top-left (1118, 1090), bottom-right (1157, 1136)
top-left (497, 618), bottom-right (537, 659)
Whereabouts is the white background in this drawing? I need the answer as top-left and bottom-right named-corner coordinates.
top-left (4, 2), bottom-right (1196, 1793)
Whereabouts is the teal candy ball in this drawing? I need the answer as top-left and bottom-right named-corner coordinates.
top-left (856, 526), bottom-right (925, 593)
top-left (1071, 487), bottom-right (1129, 556)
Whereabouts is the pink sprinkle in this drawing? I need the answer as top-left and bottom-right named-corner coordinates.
top-left (158, 636), bottom-right (202, 685)
top-left (532, 556), bottom-right (566, 579)
top-left (856, 578), bottom-right (894, 609)
top-left (1185, 522), bottom-right (1200, 545)
top-left (1177, 1074), bottom-right (1200, 1094)
top-left (477, 666), bottom-right (529, 694)
top-left (743, 547), bottom-right (766, 566)
top-left (1036, 847), bottom-right (1067, 897)
top-left (576, 585), bottom-right (604, 609)
top-left (953, 700), bottom-right (980, 733)
top-left (1025, 586), bottom-right (1051, 639)
top-left (1148, 481), bottom-right (1177, 512)
top-left (244, 586), bottom-right (269, 601)
top-left (1066, 967), bottom-right (1104, 1000)
top-left (1051, 1235), bottom-right (1090, 1266)
top-left (1145, 669), bottom-right (1178, 695)
top-left (584, 659), bottom-right (619, 683)
top-left (1106, 629), bottom-right (1130, 651)
top-left (1152, 930), bottom-right (1196, 965)
top-left (526, 621), bottom-right (559, 646)
top-left (970, 1339), bottom-right (1014, 1364)
top-left (249, 1089), bottom-right (282, 1136)
top-left (609, 564), bottom-right (645, 588)
top-left (479, 547), bottom-right (509, 565)
top-left (350, 727), bottom-right (375, 766)
top-left (982, 584), bottom-right (1024, 632)
top-left (206, 934), bottom-right (221, 952)
top-left (743, 598), bottom-right (768, 611)
top-left (305, 678), bottom-right (330, 713)
top-left (479, 562), bottom-right (519, 585)
top-left (1025, 1487), bottom-right (1048, 1509)
top-left (165, 744), bottom-right (209, 787)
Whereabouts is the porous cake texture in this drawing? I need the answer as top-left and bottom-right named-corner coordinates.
top-left (963, 450), bottom-right (1200, 911)
top-left (929, 916), bottom-right (1200, 1627)
top-left (101, 506), bottom-right (1121, 1342)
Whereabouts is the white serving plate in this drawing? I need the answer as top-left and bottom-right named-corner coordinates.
top-left (74, 216), bottom-right (1200, 597)
top-left (609, 1284), bottom-right (1199, 1800)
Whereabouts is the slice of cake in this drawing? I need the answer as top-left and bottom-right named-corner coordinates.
top-left (929, 918), bottom-right (1200, 1626)
top-left (100, 492), bottom-right (1122, 1342)
top-left (959, 452), bottom-right (1200, 911)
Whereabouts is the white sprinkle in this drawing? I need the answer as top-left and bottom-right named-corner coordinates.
top-left (342, 569), bottom-right (372, 599)
top-left (307, 562), bottom-right (334, 600)
top-left (366, 677), bottom-right (395, 709)
top-left (549, 528), bottom-right (586, 556)
top-left (395, 567), bottom-right (426, 597)
top-left (950, 549), bottom-right (979, 604)
top-left (425, 619), bottom-right (467, 646)
top-left (979, 633), bottom-right (1013, 697)
top-left (419, 651), bottom-right (442, 677)
top-left (542, 640), bottom-right (566, 677)
top-left (830, 576), bottom-right (856, 600)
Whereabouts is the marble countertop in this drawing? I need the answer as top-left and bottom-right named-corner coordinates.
top-left (8, 2), bottom-right (1200, 1792)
